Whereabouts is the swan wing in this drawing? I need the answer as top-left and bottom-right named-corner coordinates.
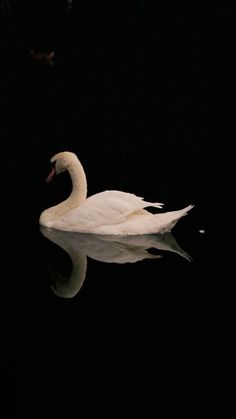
top-left (62, 190), bottom-right (163, 228)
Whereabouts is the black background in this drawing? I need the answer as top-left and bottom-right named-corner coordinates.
top-left (0, 2), bottom-right (235, 418)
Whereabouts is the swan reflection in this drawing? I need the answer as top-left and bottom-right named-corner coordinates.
top-left (40, 227), bottom-right (191, 298)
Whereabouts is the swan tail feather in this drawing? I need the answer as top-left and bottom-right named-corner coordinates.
top-left (153, 204), bottom-right (194, 234)
top-left (168, 204), bottom-right (194, 220)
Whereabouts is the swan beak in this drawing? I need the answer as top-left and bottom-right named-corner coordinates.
top-left (45, 167), bottom-right (56, 183)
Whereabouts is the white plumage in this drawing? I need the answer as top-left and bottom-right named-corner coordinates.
top-left (39, 151), bottom-right (193, 235)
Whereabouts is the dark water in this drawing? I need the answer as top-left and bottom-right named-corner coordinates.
top-left (0, 4), bottom-right (235, 418)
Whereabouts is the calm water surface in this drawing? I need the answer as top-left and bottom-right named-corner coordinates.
top-left (1, 190), bottom-right (234, 417)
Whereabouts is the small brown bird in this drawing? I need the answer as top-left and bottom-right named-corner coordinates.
top-left (29, 50), bottom-right (55, 66)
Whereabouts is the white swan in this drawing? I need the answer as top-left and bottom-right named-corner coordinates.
top-left (39, 151), bottom-right (193, 234)
top-left (40, 226), bottom-right (192, 298)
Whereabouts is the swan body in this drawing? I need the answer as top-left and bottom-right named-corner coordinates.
top-left (39, 151), bottom-right (193, 235)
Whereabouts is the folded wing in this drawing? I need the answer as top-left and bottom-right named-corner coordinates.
top-left (61, 190), bottom-right (164, 229)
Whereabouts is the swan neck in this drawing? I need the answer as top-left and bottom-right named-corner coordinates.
top-left (69, 160), bottom-right (87, 204)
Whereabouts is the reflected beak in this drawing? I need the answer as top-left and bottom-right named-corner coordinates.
top-left (45, 166), bottom-right (56, 183)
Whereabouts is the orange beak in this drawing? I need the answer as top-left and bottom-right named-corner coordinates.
top-left (45, 166), bottom-right (56, 183)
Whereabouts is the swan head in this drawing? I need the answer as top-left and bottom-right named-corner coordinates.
top-left (46, 151), bottom-right (78, 182)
